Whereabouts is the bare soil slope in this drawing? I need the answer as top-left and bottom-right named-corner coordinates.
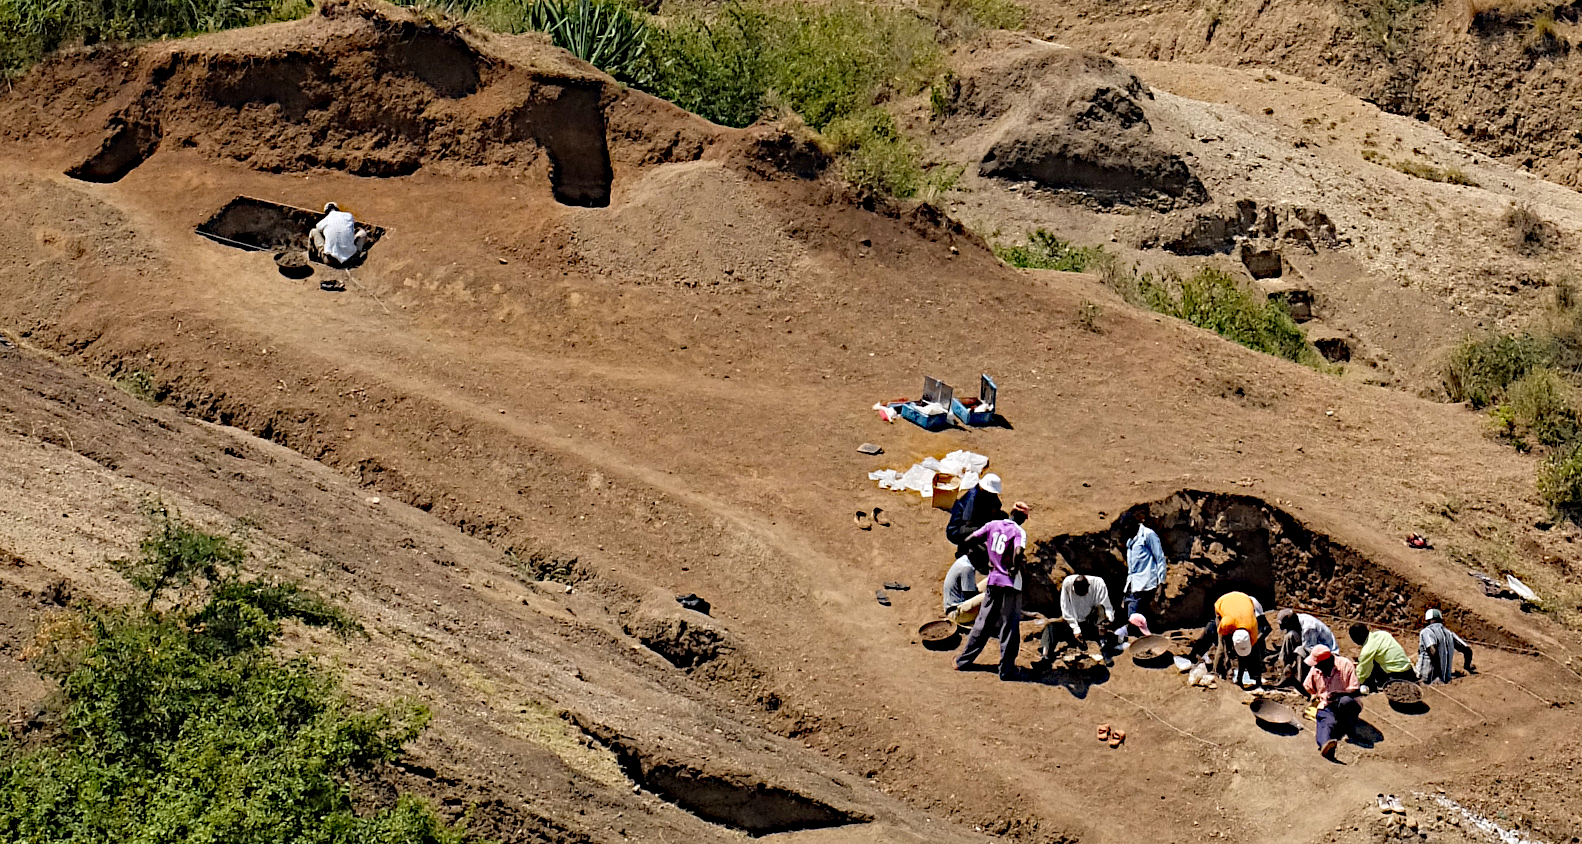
top-left (918, 35), bottom-right (1582, 389)
top-left (1, 4), bottom-right (1581, 844)
top-left (1018, 0), bottom-right (1582, 188)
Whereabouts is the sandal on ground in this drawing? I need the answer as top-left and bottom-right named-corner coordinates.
top-left (854, 510), bottom-right (872, 530)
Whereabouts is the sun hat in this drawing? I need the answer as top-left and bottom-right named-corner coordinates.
top-left (1305, 643), bottom-right (1334, 666)
top-left (1227, 629), bottom-right (1252, 660)
top-left (978, 474), bottom-right (1002, 494)
top-left (1425, 608), bottom-right (1442, 622)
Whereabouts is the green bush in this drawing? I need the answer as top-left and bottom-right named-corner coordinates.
top-left (646, 0), bottom-right (940, 131)
top-left (0, 0), bottom-right (306, 75)
top-left (1442, 332), bottom-right (1553, 408)
top-left (0, 512), bottom-right (461, 844)
top-left (994, 229), bottom-right (1108, 272)
top-left (1538, 443), bottom-right (1582, 516)
top-left (1162, 267), bottom-right (1322, 366)
top-left (823, 109), bottom-right (932, 198)
top-left (1502, 368), bottom-right (1578, 448)
top-left (114, 502), bottom-right (248, 609)
top-left (475, 0), bottom-right (653, 85)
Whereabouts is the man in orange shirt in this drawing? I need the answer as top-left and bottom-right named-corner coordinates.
top-left (1190, 590), bottom-right (1271, 687)
top-left (1302, 644), bottom-right (1361, 759)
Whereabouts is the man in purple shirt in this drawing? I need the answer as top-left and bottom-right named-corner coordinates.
top-left (955, 502), bottom-right (1030, 680)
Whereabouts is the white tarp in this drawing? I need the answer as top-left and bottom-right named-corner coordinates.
top-left (868, 450), bottom-right (989, 499)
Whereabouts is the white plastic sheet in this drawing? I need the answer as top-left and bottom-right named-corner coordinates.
top-left (868, 450), bottom-right (989, 499)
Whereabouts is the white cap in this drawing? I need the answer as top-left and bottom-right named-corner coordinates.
top-left (1231, 629), bottom-right (1252, 657)
top-left (324, 202), bottom-right (339, 213)
top-left (978, 473), bottom-right (1002, 494)
top-left (1425, 608), bottom-right (1442, 622)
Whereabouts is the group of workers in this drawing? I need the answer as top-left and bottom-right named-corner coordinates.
top-left (939, 480), bottom-right (1479, 759)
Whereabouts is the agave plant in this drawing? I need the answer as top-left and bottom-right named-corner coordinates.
top-left (521, 0), bottom-right (652, 86)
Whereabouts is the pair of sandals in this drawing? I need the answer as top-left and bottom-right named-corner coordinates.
top-left (1376, 794), bottom-right (1405, 814)
top-left (874, 581), bottom-right (909, 605)
top-left (854, 507), bottom-right (890, 530)
top-left (1096, 723), bottom-right (1126, 748)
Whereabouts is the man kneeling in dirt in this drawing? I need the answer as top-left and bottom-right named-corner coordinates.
top-left (310, 202), bottom-right (369, 268)
top-left (1302, 644), bottom-right (1361, 760)
top-left (1190, 590), bottom-right (1270, 687)
top-left (1037, 573), bottom-right (1117, 670)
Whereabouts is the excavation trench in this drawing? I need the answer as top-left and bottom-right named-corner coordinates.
top-left (572, 721), bottom-right (869, 836)
top-left (1028, 490), bottom-right (1523, 647)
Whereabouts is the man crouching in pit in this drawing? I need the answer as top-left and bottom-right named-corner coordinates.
top-left (310, 202), bottom-right (369, 268)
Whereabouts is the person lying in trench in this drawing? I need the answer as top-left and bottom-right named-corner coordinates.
top-left (309, 202), bottom-right (370, 268)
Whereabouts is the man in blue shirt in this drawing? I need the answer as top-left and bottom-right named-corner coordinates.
top-left (1123, 512), bottom-right (1167, 621)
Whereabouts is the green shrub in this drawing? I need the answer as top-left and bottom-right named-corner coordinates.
top-left (475, 0), bottom-right (653, 84)
top-left (1442, 332), bottom-right (1553, 408)
top-left (1502, 368), bottom-right (1578, 448)
top-left (0, 0), bottom-right (306, 75)
top-left (824, 109), bottom-right (932, 197)
top-left (114, 502), bottom-right (247, 609)
top-left (1538, 443), bottom-right (1582, 517)
top-left (0, 512), bottom-right (462, 844)
top-left (928, 0), bottom-right (1026, 34)
top-left (646, 0), bottom-right (939, 131)
top-left (1163, 267), bottom-right (1321, 366)
top-left (994, 229), bottom-right (1108, 272)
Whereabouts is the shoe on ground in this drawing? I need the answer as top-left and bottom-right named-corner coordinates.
top-left (1320, 739), bottom-right (1338, 759)
top-left (1387, 795), bottom-right (1405, 814)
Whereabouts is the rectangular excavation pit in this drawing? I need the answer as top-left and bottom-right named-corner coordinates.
top-left (1030, 490), bottom-right (1527, 649)
top-left (196, 196), bottom-right (386, 255)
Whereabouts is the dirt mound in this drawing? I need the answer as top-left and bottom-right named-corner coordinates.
top-left (0, 0), bottom-right (724, 204)
top-left (933, 37), bottom-right (1206, 208)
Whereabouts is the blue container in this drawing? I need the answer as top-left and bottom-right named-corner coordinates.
top-left (897, 401), bottom-right (952, 431)
top-left (951, 374), bottom-right (997, 426)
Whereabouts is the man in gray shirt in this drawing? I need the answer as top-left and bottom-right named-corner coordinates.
top-left (1417, 608), bottom-right (1474, 684)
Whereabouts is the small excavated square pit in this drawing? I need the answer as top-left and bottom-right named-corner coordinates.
top-left (196, 196), bottom-right (386, 256)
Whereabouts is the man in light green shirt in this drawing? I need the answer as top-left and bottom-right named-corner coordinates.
top-left (1347, 623), bottom-right (1416, 687)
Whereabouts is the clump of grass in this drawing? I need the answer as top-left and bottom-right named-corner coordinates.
top-left (994, 230), bottom-right (1109, 272)
top-left (928, 0), bottom-right (1027, 34)
top-left (1359, 149), bottom-right (1477, 185)
top-left (1076, 300), bottom-right (1103, 333)
top-left (115, 368), bottom-right (159, 402)
top-left (1491, 367), bottom-right (1578, 450)
top-left (1539, 443), bottom-right (1582, 518)
top-left (1441, 332), bottom-right (1553, 408)
top-left (1094, 263), bottom-right (1324, 368)
top-left (1504, 202), bottom-right (1560, 255)
top-left (1526, 10), bottom-right (1566, 54)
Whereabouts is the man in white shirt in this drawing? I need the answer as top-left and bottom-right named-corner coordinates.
top-left (310, 202), bottom-right (369, 268)
top-left (1037, 573), bottom-right (1116, 668)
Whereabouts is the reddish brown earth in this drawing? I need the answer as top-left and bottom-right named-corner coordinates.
top-left (1, 3), bottom-right (1581, 843)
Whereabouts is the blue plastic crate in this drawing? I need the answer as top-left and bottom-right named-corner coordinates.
top-left (897, 401), bottom-right (952, 431)
top-left (893, 376), bottom-right (955, 431)
top-left (950, 374), bottom-right (997, 426)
